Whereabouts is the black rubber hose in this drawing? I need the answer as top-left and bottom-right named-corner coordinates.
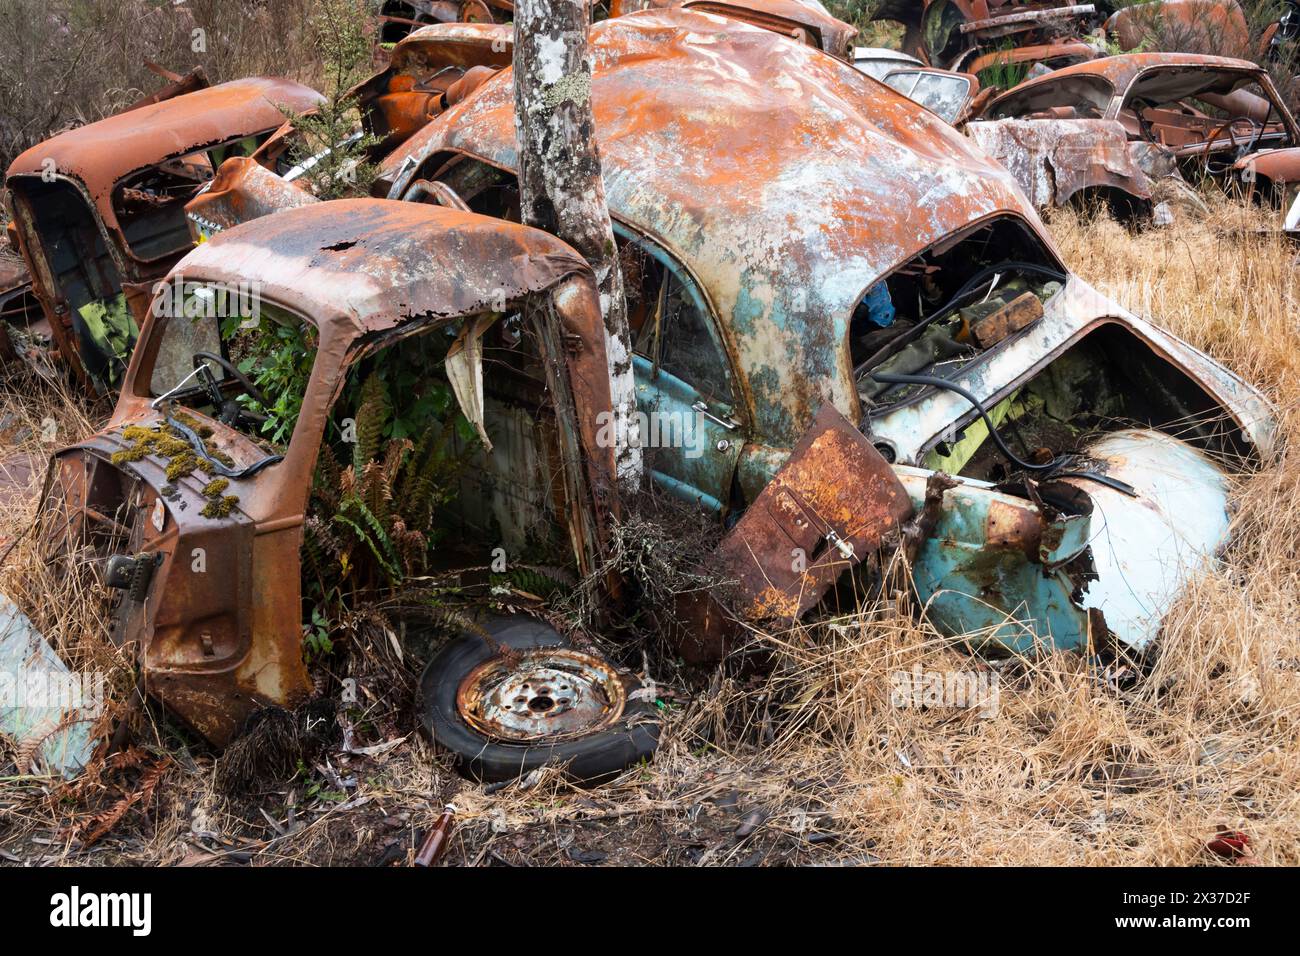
top-left (869, 370), bottom-right (1137, 497)
top-left (927, 260), bottom-right (1067, 326)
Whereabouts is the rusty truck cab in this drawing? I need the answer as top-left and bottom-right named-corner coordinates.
top-left (41, 199), bottom-right (616, 745)
top-left (4, 79), bottom-right (324, 392)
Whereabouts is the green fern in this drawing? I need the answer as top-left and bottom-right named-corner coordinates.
top-left (498, 566), bottom-right (574, 600)
top-left (332, 511), bottom-right (401, 583)
top-left (352, 372), bottom-right (387, 474)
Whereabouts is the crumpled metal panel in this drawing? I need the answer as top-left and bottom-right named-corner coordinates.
top-left (171, 199), bottom-right (591, 340)
top-left (967, 118), bottom-right (1152, 207)
top-left (351, 22), bottom-right (513, 149)
top-left (902, 428), bottom-right (1232, 654)
top-left (966, 41), bottom-right (1099, 76)
top-left (1057, 429), bottom-right (1230, 651)
top-left (382, 8), bottom-right (1051, 448)
top-left (678, 0), bottom-right (858, 57)
top-left (900, 468), bottom-right (1097, 655)
top-left (713, 404), bottom-right (913, 621)
top-left (375, 21), bottom-right (513, 71)
top-left (1235, 146), bottom-right (1300, 191)
top-left (184, 157), bottom-right (319, 241)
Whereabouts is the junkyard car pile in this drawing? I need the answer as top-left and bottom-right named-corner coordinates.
top-left (0, 3), bottom-right (1284, 783)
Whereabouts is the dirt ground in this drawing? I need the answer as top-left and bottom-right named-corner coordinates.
top-left (1, 195), bottom-right (1298, 867)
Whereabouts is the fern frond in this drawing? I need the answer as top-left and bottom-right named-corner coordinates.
top-left (353, 371), bottom-right (387, 473)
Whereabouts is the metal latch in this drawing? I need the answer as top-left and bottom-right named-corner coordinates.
top-left (691, 401), bottom-right (740, 431)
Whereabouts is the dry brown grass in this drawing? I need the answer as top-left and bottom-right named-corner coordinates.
top-left (1, 202), bottom-right (1298, 866)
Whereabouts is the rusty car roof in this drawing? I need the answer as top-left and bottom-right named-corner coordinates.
top-left (680, 0), bottom-right (857, 54)
top-left (994, 52), bottom-right (1267, 102)
top-left (169, 198), bottom-right (591, 341)
top-left (381, 21), bottom-right (514, 72)
top-left (380, 9), bottom-right (1048, 444)
top-left (6, 78), bottom-right (324, 204)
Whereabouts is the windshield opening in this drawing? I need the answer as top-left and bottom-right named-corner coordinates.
top-left (1118, 70), bottom-right (1294, 167)
top-left (112, 131), bottom-right (276, 263)
top-left (148, 282), bottom-right (316, 454)
top-left (854, 217), bottom-right (1066, 413)
top-left (11, 176), bottom-right (132, 388)
top-left (988, 75), bottom-right (1114, 120)
top-left (884, 69), bottom-right (972, 124)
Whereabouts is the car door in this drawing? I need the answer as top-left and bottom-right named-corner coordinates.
top-left (618, 228), bottom-right (744, 515)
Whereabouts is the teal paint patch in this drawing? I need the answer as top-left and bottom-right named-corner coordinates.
top-left (906, 481), bottom-right (1094, 654)
top-left (1039, 512), bottom-right (1091, 567)
top-left (730, 284), bottom-right (765, 338)
top-left (746, 364), bottom-right (796, 447)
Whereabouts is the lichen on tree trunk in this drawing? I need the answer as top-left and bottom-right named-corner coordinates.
top-left (513, 0), bottom-right (642, 490)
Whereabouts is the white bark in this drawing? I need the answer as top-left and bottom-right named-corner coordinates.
top-left (513, 0), bottom-right (642, 490)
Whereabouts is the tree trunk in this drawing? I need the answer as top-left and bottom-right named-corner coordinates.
top-left (513, 0), bottom-right (642, 490)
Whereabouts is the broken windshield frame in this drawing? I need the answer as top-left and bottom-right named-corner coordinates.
top-left (139, 282), bottom-right (317, 459)
top-left (883, 68), bottom-right (974, 124)
top-left (1117, 67), bottom-right (1299, 155)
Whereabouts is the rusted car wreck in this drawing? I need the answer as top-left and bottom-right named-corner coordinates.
top-left (184, 22), bottom-right (514, 241)
top-left (375, 0), bottom-right (514, 44)
top-left (869, 0), bottom-right (1254, 82)
top-left (5, 26), bottom-right (522, 395)
top-left (4, 78), bottom-right (324, 392)
top-left (969, 52), bottom-right (1300, 222)
top-left (26, 10), bottom-right (1277, 782)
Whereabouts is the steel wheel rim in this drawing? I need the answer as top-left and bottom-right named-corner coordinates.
top-left (456, 647), bottom-right (627, 743)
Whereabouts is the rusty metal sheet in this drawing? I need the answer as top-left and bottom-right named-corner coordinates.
top-left (382, 8), bottom-right (1050, 449)
top-left (184, 156), bottom-right (320, 241)
top-left (960, 4), bottom-right (1095, 36)
top-left (377, 21), bottom-right (512, 70)
top-left (967, 118), bottom-right (1153, 208)
top-left (966, 41), bottom-right (1098, 76)
top-left (376, 0), bottom-right (514, 43)
top-left (871, 0), bottom-right (1105, 68)
top-left (712, 404), bottom-right (913, 622)
top-left (352, 22), bottom-right (513, 149)
top-left (678, 0), bottom-right (858, 57)
top-left (119, 66), bottom-right (211, 114)
top-left (171, 199), bottom-right (590, 340)
top-left (1235, 147), bottom-right (1300, 190)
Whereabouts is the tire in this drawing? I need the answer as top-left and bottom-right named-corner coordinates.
top-left (419, 616), bottom-right (660, 783)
